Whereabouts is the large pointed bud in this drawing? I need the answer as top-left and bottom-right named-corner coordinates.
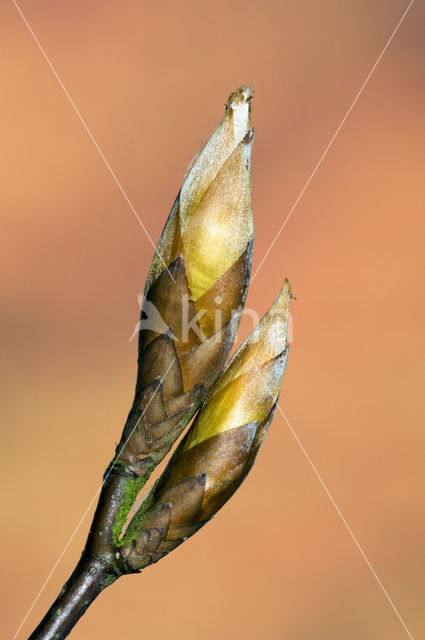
top-left (116, 87), bottom-right (254, 478)
top-left (122, 281), bottom-right (291, 570)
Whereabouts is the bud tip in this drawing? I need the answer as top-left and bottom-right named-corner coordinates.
top-left (226, 86), bottom-right (254, 109)
top-left (273, 279), bottom-right (292, 313)
top-left (226, 85), bottom-right (254, 144)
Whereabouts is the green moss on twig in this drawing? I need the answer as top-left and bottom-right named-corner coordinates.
top-left (120, 480), bottom-right (159, 547)
top-left (112, 464), bottom-right (155, 547)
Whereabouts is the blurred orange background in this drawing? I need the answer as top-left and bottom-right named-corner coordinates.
top-left (2, 1), bottom-right (424, 638)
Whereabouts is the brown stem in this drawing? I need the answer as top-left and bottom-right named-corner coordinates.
top-left (27, 465), bottom-right (141, 640)
top-left (27, 553), bottom-right (119, 640)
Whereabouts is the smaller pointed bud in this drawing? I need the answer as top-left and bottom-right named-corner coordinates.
top-left (121, 281), bottom-right (293, 571)
top-left (184, 279), bottom-right (291, 450)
